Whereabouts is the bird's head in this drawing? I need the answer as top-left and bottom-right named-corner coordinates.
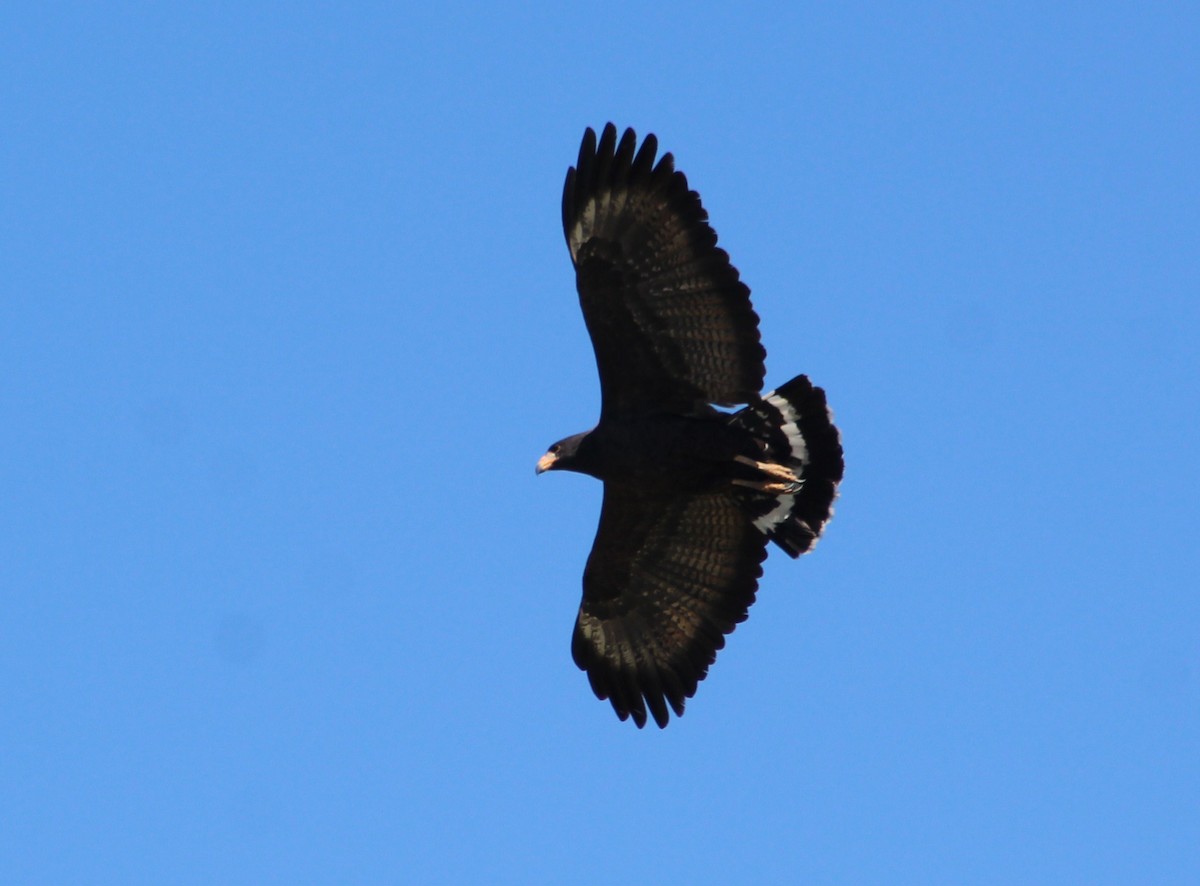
top-left (536, 431), bottom-right (590, 475)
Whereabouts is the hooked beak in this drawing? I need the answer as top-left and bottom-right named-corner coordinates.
top-left (535, 451), bottom-right (558, 474)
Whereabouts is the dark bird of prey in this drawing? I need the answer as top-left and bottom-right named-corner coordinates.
top-left (538, 124), bottom-right (844, 728)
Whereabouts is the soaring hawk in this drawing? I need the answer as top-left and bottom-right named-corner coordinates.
top-left (538, 124), bottom-right (844, 728)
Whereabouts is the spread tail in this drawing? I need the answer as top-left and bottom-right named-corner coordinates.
top-left (729, 375), bottom-right (844, 557)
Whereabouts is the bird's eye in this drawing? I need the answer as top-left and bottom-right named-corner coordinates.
top-left (550, 443), bottom-right (560, 453)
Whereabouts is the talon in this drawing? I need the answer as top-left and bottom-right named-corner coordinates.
top-left (733, 455), bottom-right (801, 485)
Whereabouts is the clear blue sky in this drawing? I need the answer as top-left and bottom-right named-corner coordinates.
top-left (3, 3), bottom-right (1198, 882)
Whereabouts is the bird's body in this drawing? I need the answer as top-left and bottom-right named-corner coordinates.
top-left (551, 413), bottom-right (744, 485)
top-left (539, 125), bottom-right (844, 728)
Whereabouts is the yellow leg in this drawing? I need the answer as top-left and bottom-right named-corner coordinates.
top-left (732, 478), bottom-right (803, 495)
top-left (734, 455), bottom-right (800, 484)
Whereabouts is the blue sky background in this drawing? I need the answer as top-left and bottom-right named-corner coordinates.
top-left (3, 3), bottom-right (1198, 882)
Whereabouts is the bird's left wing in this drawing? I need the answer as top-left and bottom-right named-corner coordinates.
top-left (572, 481), bottom-right (768, 728)
top-left (563, 124), bottom-right (766, 418)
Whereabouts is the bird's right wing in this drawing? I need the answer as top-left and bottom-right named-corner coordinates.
top-left (572, 481), bottom-right (768, 728)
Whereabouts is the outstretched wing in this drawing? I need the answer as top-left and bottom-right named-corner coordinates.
top-left (572, 481), bottom-right (769, 728)
top-left (563, 124), bottom-right (766, 418)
